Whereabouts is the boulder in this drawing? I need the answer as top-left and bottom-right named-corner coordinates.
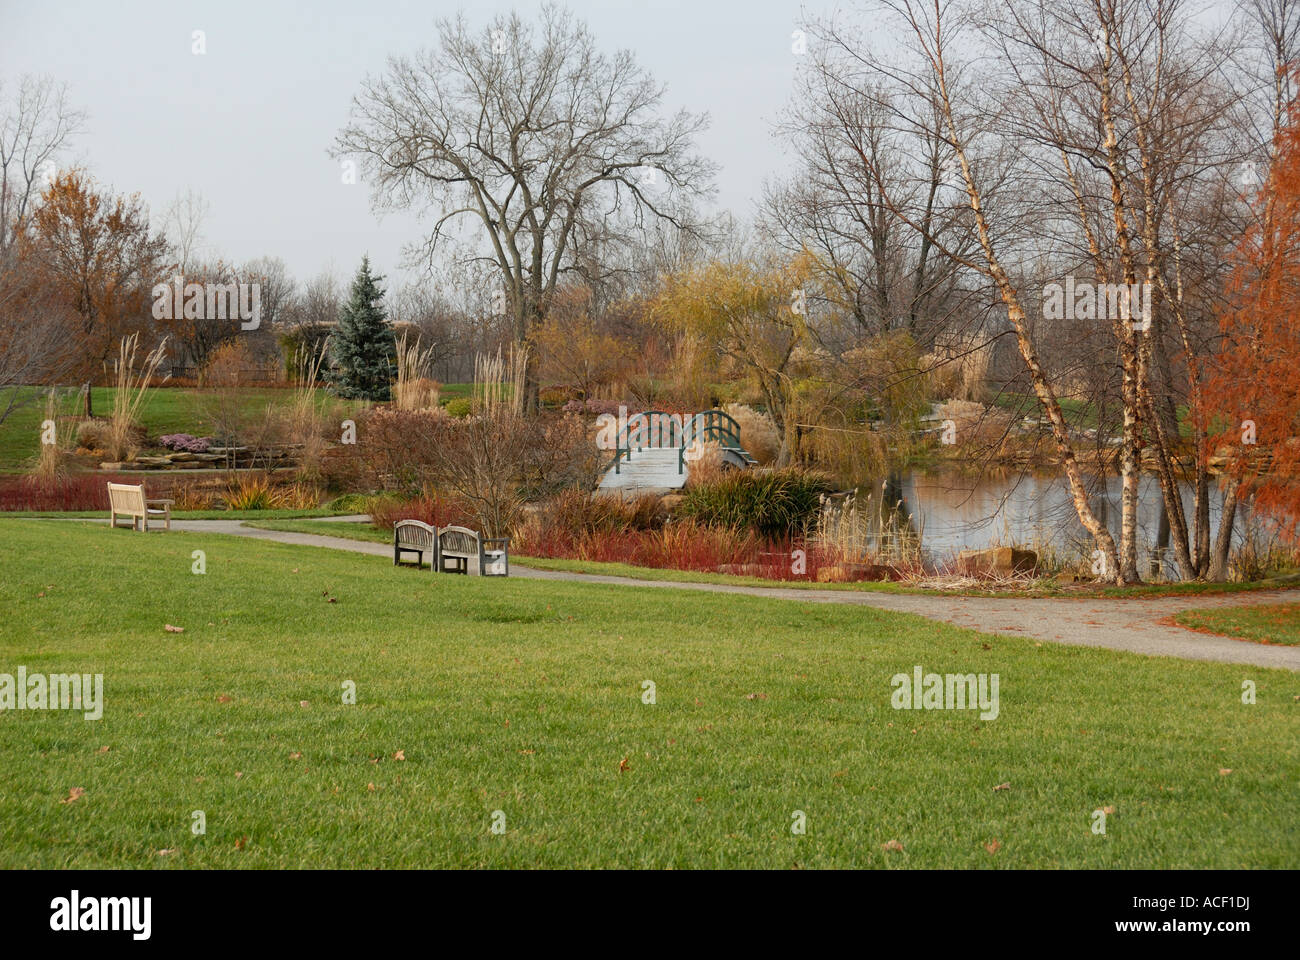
top-left (956, 546), bottom-right (1037, 576)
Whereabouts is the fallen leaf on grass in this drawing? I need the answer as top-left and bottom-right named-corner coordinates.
top-left (155, 849), bottom-right (176, 857)
top-left (745, 692), bottom-right (768, 701)
top-left (289, 752), bottom-right (302, 760)
top-left (234, 771), bottom-right (243, 779)
top-left (1101, 805), bottom-right (1116, 814)
top-left (234, 836), bottom-right (247, 850)
top-left (993, 782), bottom-right (1011, 792)
top-left (96, 745), bottom-right (109, 754)
top-left (881, 839), bottom-right (904, 852)
top-left (984, 840), bottom-right (1002, 854)
top-left (299, 701), bottom-right (309, 708)
top-left (393, 750), bottom-right (405, 761)
top-left (59, 787), bottom-right (85, 804)
top-left (618, 757), bottom-right (631, 773)
top-left (216, 694), bottom-right (232, 703)
top-left (366, 782), bottom-right (376, 792)
top-left (1219, 768), bottom-right (1232, 776)
top-left (518, 749), bottom-right (535, 755)
top-left (164, 624), bottom-right (184, 633)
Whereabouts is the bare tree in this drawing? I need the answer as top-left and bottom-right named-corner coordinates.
top-left (0, 246), bottom-right (79, 426)
top-left (0, 74), bottom-right (85, 254)
top-left (333, 3), bottom-right (716, 408)
top-left (163, 188), bottom-right (211, 273)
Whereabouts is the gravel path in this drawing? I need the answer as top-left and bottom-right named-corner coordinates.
top-left (141, 518), bottom-right (1300, 671)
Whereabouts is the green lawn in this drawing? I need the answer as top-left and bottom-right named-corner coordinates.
top-left (1175, 603), bottom-right (1300, 646)
top-left (2, 520), bottom-right (1297, 868)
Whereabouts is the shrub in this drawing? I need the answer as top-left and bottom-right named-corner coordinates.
top-left (443, 397), bottom-right (472, 418)
top-left (678, 468), bottom-right (833, 537)
top-left (539, 386), bottom-right (571, 408)
top-left (544, 489), bottom-right (665, 538)
top-left (561, 397), bottom-right (624, 416)
top-left (224, 474), bottom-right (276, 510)
top-left (0, 473), bottom-right (108, 512)
top-left (159, 433), bottom-right (212, 453)
top-left (220, 475), bottom-right (321, 510)
top-left (369, 492), bottom-right (473, 531)
top-left (723, 403), bottom-right (780, 465)
top-left (333, 403), bottom-right (596, 537)
top-left (75, 419), bottom-right (110, 451)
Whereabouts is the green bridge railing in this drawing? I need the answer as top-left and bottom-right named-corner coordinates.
top-left (608, 409), bottom-right (747, 475)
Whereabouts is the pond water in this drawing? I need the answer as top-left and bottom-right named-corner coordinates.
top-left (829, 468), bottom-right (1248, 578)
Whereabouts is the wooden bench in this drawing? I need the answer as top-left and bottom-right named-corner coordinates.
top-left (393, 519), bottom-right (437, 570)
top-left (437, 525), bottom-right (510, 576)
top-left (107, 482), bottom-right (173, 532)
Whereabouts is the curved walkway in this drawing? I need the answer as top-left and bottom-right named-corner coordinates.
top-left (144, 518), bottom-right (1300, 671)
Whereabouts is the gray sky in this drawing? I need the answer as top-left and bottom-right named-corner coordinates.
top-left (0, 0), bottom-right (822, 287)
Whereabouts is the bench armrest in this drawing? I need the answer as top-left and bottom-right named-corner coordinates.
top-left (146, 499), bottom-right (174, 506)
top-left (483, 537), bottom-right (510, 551)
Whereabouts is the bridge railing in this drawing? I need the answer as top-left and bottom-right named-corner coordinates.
top-left (678, 411), bottom-right (743, 474)
top-left (607, 409), bottom-right (745, 476)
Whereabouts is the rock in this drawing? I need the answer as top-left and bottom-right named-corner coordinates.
top-left (956, 546), bottom-right (1037, 576)
top-left (843, 562), bottom-right (895, 582)
top-left (99, 462), bottom-right (125, 471)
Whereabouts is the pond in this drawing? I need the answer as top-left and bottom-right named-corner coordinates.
top-left (824, 467), bottom-right (1250, 579)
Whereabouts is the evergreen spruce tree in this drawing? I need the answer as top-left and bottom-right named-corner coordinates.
top-left (329, 256), bottom-right (395, 400)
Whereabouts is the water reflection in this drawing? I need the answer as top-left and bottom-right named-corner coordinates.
top-left (827, 468), bottom-right (1246, 579)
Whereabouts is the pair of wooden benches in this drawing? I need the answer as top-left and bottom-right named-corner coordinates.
top-left (107, 482), bottom-right (173, 531)
top-left (393, 520), bottom-right (510, 576)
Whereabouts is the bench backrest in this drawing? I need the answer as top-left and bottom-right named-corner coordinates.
top-left (438, 525), bottom-right (481, 555)
top-left (394, 519), bottom-right (435, 548)
top-left (107, 483), bottom-right (147, 514)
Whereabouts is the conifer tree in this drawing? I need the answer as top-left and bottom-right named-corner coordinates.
top-left (329, 256), bottom-right (394, 400)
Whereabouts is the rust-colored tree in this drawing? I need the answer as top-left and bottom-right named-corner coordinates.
top-left (1204, 83), bottom-right (1300, 553)
top-left (19, 168), bottom-right (168, 375)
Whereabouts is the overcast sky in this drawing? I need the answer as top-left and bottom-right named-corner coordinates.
top-left (0, 0), bottom-right (831, 287)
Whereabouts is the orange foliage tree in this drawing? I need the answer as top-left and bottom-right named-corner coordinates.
top-left (1204, 87), bottom-right (1300, 541)
top-left (19, 168), bottom-right (168, 376)
top-left (528, 284), bottom-right (634, 399)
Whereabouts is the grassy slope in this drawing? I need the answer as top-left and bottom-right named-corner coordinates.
top-left (1, 520), bottom-right (1297, 868)
top-left (1175, 604), bottom-right (1300, 646)
top-left (1, 387), bottom-right (298, 471)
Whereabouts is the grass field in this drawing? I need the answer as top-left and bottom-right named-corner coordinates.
top-left (1175, 604), bottom-right (1300, 646)
top-left (2, 520), bottom-right (1297, 868)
